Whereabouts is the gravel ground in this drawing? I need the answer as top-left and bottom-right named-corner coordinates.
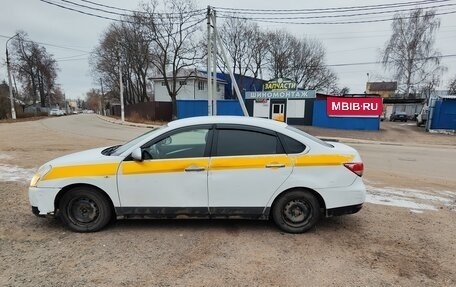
top-left (0, 116), bottom-right (455, 286)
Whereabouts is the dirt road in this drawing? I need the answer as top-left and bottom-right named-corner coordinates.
top-left (0, 115), bottom-right (455, 286)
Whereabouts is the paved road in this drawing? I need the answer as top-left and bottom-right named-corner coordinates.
top-left (354, 143), bottom-right (456, 187)
top-left (39, 114), bottom-right (456, 188)
top-left (39, 114), bottom-right (150, 142)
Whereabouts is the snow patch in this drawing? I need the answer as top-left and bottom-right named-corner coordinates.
top-left (0, 153), bottom-right (36, 182)
top-left (410, 209), bottom-right (424, 214)
top-left (365, 183), bottom-right (455, 213)
top-left (0, 164), bottom-right (35, 182)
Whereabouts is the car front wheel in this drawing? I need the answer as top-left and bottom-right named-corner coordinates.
top-left (59, 186), bottom-right (112, 232)
top-left (272, 190), bottom-right (321, 233)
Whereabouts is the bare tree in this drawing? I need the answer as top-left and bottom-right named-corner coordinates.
top-left (218, 18), bottom-right (267, 96)
top-left (266, 30), bottom-right (297, 79)
top-left (290, 37), bottom-right (338, 90)
top-left (381, 8), bottom-right (445, 98)
top-left (141, 0), bottom-right (203, 119)
top-left (448, 76), bottom-right (456, 95)
top-left (85, 89), bottom-right (102, 112)
top-left (91, 16), bottom-right (152, 106)
top-left (10, 32), bottom-right (60, 107)
top-left (219, 17), bottom-right (250, 76)
top-left (246, 24), bottom-right (268, 80)
top-left (266, 30), bottom-right (337, 91)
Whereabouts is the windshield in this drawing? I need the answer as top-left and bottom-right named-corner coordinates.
top-left (110, 125), bottom-right (167, 156)
top-left (286, 126), bottom-right (334, 148)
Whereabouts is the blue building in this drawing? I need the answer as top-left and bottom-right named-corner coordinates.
top-left (312, 94), bottom-right (381, 131)
top-left (428, 94), bottom-right (456, 132)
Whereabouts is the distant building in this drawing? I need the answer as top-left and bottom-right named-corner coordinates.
top-left (217, 73), bottom-right (266, 99)
top-left (150, 69), bottom-right (227, 102)
top-left (427, 92), bottom-right (456, 132)
top-left (366, 82), bottom-right (397, 98)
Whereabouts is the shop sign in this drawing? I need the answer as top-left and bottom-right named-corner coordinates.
top-left (263, 78), bottom-right (297, 91)
top-left (327, 97), bottom-right (383, 117)
top-left (246, 90), bottom-right (316, 99)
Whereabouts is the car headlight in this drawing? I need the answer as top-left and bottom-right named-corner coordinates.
top-left (30, 165), bottom-right (52, 187)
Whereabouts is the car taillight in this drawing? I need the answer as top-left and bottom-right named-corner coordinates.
top-left (344, 162), bottom-right (364, 177)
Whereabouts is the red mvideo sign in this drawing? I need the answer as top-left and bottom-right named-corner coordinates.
top-left (327, 97), bottom-right (383, 117)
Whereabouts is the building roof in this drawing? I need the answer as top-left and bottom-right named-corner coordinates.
top-left (150, 68), bottom-right (227, 83)
top-left (437, 95), bottom-right (456, 99)
top-left (367, 82), bottom-right (397, 91)
top-left (316, 93), bottom-right (381, 98)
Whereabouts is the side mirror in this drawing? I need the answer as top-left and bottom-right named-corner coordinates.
top-left (131, 147), bottom-right (143, 161)
top-left (162, 137), bottom-right (172, 145)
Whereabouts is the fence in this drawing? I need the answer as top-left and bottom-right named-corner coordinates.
top-left (177, 100), bottom-right (244, 119)
top-left (111, 100), bottom-right (244, 121)
top-left (111, 101), bottom-right (172, 122)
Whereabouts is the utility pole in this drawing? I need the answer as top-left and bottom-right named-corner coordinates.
top-left (100, 78), bottom-right (105, 115)
top-left (211, 11), bottom-right (217, 115)
top-left (117, 42), bottom-right (125, 122)
top-left (207, 6), bottom-right (213, 116)
top-left (6, 34), bottom-right (19, 120)
top-left (214, 18), bottom-right (249, 117)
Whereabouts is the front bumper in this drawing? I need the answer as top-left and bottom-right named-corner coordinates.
top-left (31, 206), bottom-right (46, 217)
top-left (28, 186), bottom-right (61, 216)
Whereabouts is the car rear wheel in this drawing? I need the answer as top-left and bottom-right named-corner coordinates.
top-left (272, 190), bottom-right (321, 233)
top-left (59, 186), bottom-right (112, 232)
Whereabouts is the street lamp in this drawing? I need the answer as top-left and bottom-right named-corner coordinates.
top-left (6, 33), bottom-right (19, 120)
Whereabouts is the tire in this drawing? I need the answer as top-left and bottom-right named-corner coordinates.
top-left (272, 190), bottom-right (321, 233)
top-left (59, 186), bottom-right (112, 232)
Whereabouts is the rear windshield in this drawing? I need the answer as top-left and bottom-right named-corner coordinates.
top-left (286, 126), bottom-right (334, 148)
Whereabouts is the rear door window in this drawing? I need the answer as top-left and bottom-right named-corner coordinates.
top-left (215, 129), bottom-right (283, 156)
top-left (278, 134), bottom-right (306, 154)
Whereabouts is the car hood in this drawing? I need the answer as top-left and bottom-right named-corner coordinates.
top-left (45, 146), bottom-right (124, 167)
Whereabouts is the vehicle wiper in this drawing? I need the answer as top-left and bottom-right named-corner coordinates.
top-left (102, 145), bottom-right (121, 156)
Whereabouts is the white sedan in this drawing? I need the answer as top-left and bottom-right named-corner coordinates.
top-left (49, 108), bottom-right (65, 116)
top-left (29, 116), bottom-right (366, 233)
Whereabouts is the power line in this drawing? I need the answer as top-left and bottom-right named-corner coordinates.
top-left (39, 0), bottom-right (136, 24)
top-left (217, 2), bottom-right (456, 20)
top-left (58, 0), bottom-right (130, 18)
top-left (55, 53), bottom-right (90, 60)
top-left (78, 0), bottom-right (205, 15)
top-left (39, 0), bottom-right (205, 24)
top-left (56, 57), bottom-right (88, 62)
top-left (326, 54), bottom-right (456, 67)
top-left (214, 0), bottom-right (449, 13)
top-left (57, 0), bottom-right (204, 19)
top-left (0, 34), bottom-right (90, 53)
top-left (218, 9), bottom-right (456, 25)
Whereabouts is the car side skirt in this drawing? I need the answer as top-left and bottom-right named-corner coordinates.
top-left (115, 207), bottom-right (270, 220)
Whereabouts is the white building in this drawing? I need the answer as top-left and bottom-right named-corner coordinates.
top-left (150, 69), bottom-right (226, 102)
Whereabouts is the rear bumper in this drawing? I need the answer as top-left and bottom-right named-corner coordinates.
top-left (326, 204), bottom-right (363, 217)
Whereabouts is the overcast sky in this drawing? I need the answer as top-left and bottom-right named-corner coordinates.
top-left (1, 0), bottom-right (455, 100)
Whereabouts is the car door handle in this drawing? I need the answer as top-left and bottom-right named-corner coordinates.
top-left (184, 165), bottom-right (206, 172)
top-left (265, 163), bottom-right (286, 168)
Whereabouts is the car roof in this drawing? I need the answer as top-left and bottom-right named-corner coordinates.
top-left (167, 116), bottom-right (288, 131)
